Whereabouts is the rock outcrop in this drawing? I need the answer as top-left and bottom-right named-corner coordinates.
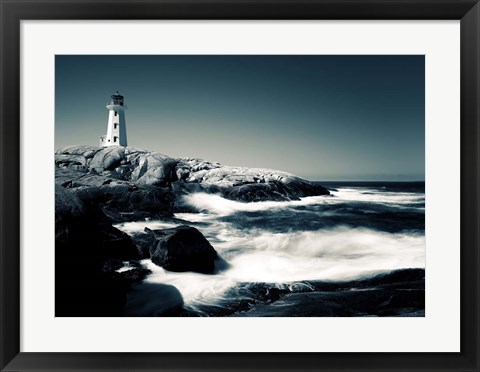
top-left (55, 185), bottom-right (143, 316)
top-left (55, 185), bottom-right (139, 269)
top-left (55, 145), bottom-right (330, 211)
top-left (173, 159), bottom-right (330, 202)
top-left (56, 167), bottom-right (175, 222)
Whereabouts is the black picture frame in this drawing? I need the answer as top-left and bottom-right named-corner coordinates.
top-left (1, 1), bottom-right (479, 371)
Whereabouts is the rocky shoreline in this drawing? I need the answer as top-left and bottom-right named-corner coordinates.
top-left (55, 145), bottom-right (424, 317)
top-left (55, 145), bottom-right (329, 216)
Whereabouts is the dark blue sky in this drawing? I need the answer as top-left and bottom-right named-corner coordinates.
top-left (55, 55), bottom-right (424, 181)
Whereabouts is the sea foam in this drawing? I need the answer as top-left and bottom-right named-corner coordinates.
top-left (115, 189), bottom-right (425, 308)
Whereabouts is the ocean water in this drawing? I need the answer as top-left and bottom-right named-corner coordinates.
top-left (115, 182), bottom-right (425, 315)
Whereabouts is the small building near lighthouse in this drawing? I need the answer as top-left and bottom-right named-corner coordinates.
top-left (99, 91), bottom-right (128, 147)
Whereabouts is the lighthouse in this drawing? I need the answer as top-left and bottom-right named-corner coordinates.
top-left (99, 91), bottom-right (128, 147)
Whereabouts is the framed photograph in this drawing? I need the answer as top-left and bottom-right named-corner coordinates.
top-left (1, 0), bottom-right (479, 371)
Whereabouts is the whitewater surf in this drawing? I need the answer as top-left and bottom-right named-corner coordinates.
top-left (115, 182), bottom-right (425, 316)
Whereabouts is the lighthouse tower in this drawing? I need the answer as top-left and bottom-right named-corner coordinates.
top-left (99, 91), bottom-right (128, 147)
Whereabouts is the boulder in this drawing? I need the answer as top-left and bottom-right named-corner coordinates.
top-left (131, 153), bottom-right (178, 187)
top-left (124, 283), bottom-right (184, 316)
top-left (89, 146), bottom-right (125, 171)
top-left (148, 226), bottom-right (218, 274)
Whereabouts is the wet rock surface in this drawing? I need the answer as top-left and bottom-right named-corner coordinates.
top-left (176, 269), bottom-right (425, 317)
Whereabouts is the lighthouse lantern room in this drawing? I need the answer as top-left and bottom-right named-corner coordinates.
top-left (99, 91), bottom-right (128, 147)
